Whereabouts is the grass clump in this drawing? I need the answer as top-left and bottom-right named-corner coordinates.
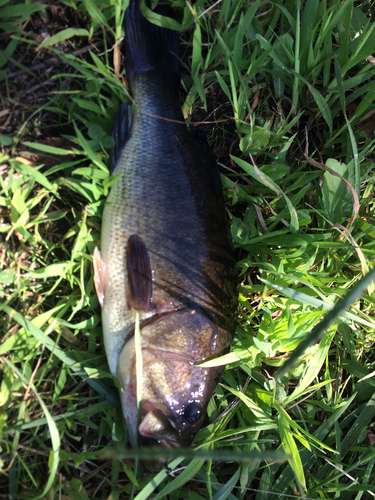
top-left (1, 0), bottom-right (375, 499)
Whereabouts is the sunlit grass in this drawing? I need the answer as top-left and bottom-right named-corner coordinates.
top-left (1, 0), bottom-right (375, 498)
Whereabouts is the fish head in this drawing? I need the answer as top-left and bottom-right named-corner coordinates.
top-left (118, 309), bottom-right (231, 453)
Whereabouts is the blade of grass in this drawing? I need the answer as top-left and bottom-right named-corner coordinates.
top-left (135, 311), bottom-right (142, 441)
top-left (275, 400), bottom-right (306, 490)
top-left (276, 266), bottom-right (375, 378)
top-left (292, 0), bottom-right (301, 116)
top-left (259, 277), bottom-right (374, 328)
top-left (1, 357), bottom-right (60, 500)
top-left (1, 305), bottom-right (119, 407)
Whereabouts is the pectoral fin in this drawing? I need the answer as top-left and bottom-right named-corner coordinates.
top-left (126, 234), bottom-right (152, 312)
top-left (93, 247), bottom-right (107, 308)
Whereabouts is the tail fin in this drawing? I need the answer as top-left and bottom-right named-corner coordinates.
top-left (124, 0), bottom-right (180, 81)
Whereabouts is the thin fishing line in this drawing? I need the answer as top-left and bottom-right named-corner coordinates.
top-left (122, 86), bottom-right (236, 125)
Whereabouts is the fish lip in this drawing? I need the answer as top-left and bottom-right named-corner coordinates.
top-left (139, 434), bottom-right (182, 449)
top-left (138, 407), bottom-right (184, 448)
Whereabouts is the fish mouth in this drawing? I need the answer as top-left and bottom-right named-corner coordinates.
top-left (138, 408), bottom-right (182, 470)
top-left (138, 407), bottom-right (183, 448)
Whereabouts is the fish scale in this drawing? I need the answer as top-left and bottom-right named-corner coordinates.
top-left (93, 0), bottom-right (237, 459)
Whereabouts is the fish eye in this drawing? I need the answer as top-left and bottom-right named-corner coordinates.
top-left (183, 403), bottom-right (202, 424)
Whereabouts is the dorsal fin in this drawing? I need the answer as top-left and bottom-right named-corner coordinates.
top-left (110, 101), bottom-right (132, 172)
top-left (126, 234), bottom-right (152, 311)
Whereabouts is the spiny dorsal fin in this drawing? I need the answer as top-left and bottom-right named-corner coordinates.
top-left (126, 234), bottom-right (152, 311)
top-left (110, 101), bottom-right (132, 172)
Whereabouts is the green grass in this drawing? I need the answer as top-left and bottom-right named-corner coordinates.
top-left (2, 0), bottom-right (375, 498)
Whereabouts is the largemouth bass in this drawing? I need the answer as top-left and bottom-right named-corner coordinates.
top-left (93, 0), bottom-right (237, 450)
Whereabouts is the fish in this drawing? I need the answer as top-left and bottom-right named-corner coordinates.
top-left (93, 0), bottom-right (237, 452)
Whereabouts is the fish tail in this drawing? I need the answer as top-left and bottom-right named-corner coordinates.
top-left (124, 0), bottom-right (180, 82)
